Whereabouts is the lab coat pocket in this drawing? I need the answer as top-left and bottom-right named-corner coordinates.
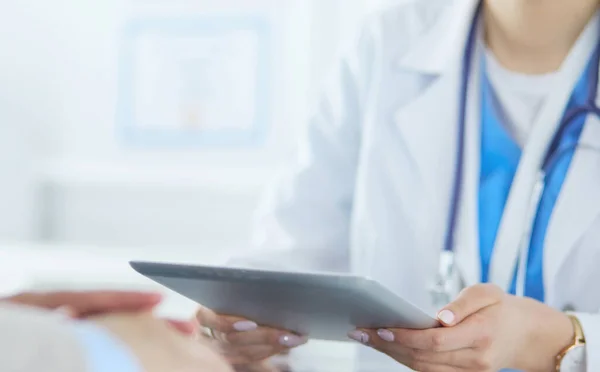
top-left (549, 219), bottom-right (600, 312)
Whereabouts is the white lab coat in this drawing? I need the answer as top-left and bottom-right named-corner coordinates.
top-left (235, 0), bottom-right (600, 370)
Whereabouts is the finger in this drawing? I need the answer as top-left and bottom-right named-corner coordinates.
top-left (437, 284), bottom-right (504, 326)
top-left (11, 291), bottom-right (163, 314)
top-left (353, 330), bottom-right (478, 368)
top-left (196, 307), bottom-right (307, 348)
top-left (196, 307), bottom-right (259, 333)
top-left (55, 306), bottom-right (78, 319)
top-left (224, 344), bottom-right (284, 366)
top-left (231, 359), bottom-right (284, 372)
top-left (167, 319), bottom-right (199, 336)
top-left (399, 362), bottom-right (464, 372)
top-left (71, 291), bottom-right (163, 315)
top-left (225, 328), bottom-right (307, 348)
top-left (403, 348), bottom-right (491, 371)
top-left (352, 324), bottom-right (478, 352)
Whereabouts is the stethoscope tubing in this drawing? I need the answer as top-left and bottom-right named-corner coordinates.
top-left (440, 1), bottom-right (600, 300)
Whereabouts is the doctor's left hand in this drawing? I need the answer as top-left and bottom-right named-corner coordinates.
top-left (350, 284), bottom-right (575, 372)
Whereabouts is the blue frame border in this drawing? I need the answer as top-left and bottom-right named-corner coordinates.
top-left (116, 15), bottom-right (272, 148)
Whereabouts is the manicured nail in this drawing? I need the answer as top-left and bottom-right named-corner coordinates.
top-left (348, 330), bottom-right (369, 344)
top-left (279, 334), bottom-right (307, 347)
top-left (437, 309), bottom-right (455, 325)
top-left (377, 329), bottom-right (395, 342)
top-left (55, 306), bottom-right (76, 318)
top-left (148, 293), bottom-right (163, 301)
top-left (233, 321), bottom-right (258, 332)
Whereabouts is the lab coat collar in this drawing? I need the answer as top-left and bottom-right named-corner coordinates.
top-left (392, 0), bottom-right (483, 288)
top-left (395, 0), bottom-right (481, 75)
top-left (487, 22), bottom-right (600, 301)
top-left (544, 71), bottom-right (600, 301)
top-left (393, 0), bottom-right (600, 302)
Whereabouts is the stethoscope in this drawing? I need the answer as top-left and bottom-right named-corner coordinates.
top-left (429, 3), bottom-right (600, 309)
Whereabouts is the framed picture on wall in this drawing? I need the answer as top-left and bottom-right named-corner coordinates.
top-left (117, 15), bottom-right (273, 148)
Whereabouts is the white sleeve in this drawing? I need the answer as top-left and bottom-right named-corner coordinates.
top-left (229, 19), bottom-right (379, 273)
top-left (0, 304), bottom-right (88, 372)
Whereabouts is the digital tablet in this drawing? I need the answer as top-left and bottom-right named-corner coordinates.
top-left (130, 261), bottom-right (439, 341)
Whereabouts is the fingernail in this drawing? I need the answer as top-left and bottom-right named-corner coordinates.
top-left (377, 329), bottom-right (394, 342)
top-left (148, 293), bottom-right (163, 301)
top-left (348, 330), bottom-right (369, 344)
top-left (279, 334), bottom-right (307, 347)
top-left (232, 321), bottom-right (258, 332)
top-left (437, 309), bottom-right (455, 325)
top-left (55, 306), bottom-right (76, 318)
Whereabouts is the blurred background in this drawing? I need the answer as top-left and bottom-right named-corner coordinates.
top-left (0, 0), bottom-right (408, 370)
top-left (0, 0), bottom-right (400, 258)
top-left (0, 0), bottom-right (401, 367)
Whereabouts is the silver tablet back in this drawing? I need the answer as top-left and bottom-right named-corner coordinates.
top-left (130, 261), bottom-right (438, 341)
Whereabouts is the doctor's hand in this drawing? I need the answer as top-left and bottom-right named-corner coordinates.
top-left (350, 284), bottom-right (575, 372)
top-left (197, 306), bottom-right (308, 367)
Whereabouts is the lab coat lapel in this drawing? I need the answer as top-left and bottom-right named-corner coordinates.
top-left (544, 88), bottom-right (600, 295)
top-left (454, 49), bottom-right (483, 288)
top-left (489, 42), bottom-right (600, 293)
top-left (393, 0), bottom-right (482, 287)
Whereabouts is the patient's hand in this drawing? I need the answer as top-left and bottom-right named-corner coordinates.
top-left (5, 290), bottom-right (162, 316)
top-left (5, 290), bottom-right (198, 335)
top-left (93, 312), bottom-right (233, 372)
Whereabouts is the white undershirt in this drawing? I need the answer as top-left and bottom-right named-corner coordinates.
top-left (484, 13), bottom-right (600, 147)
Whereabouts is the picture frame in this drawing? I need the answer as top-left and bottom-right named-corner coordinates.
top-left (116, 15), bottom-right (273, 148)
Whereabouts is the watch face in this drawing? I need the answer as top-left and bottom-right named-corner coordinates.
top-left (560, 345), bottom-right (586, 371)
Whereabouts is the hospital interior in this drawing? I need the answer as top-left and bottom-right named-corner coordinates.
top-left (0, 0), bottom-right (591, 371)
top-left (0, 0), bottom-right (396, 370)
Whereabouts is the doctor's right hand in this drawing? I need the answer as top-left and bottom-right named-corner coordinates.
top-left (196, 306), bottom-right (308, 366)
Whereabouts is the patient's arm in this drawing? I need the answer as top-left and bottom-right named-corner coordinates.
top-left (0, 304), bottom-right (90, 372)
top-left (0, 304), bottom-right (232, 372)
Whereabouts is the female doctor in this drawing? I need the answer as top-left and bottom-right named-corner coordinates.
top-left (197, 0), bottom-right (600, 371)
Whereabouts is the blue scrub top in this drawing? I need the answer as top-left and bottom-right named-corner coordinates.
top-left (478, 54), bottom-right (594, 302)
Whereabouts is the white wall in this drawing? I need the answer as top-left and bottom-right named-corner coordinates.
top-left (30, 0), bottom-right (315, 255)
top-left (0, 0), bottom-right (381, 257)
top-left (0, 1), bottom-right (62, 240)
top-left (0, 100), bottom-right (39, 240)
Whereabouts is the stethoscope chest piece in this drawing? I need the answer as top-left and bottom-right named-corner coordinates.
top-left (429, 250), bottom-right (463, 309)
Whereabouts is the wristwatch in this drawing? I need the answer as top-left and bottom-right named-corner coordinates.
top-left (556, 314), bottom-right (586, 372)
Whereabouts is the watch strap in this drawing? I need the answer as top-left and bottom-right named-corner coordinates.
top-left (556, 314), bottom-right (586, 371)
